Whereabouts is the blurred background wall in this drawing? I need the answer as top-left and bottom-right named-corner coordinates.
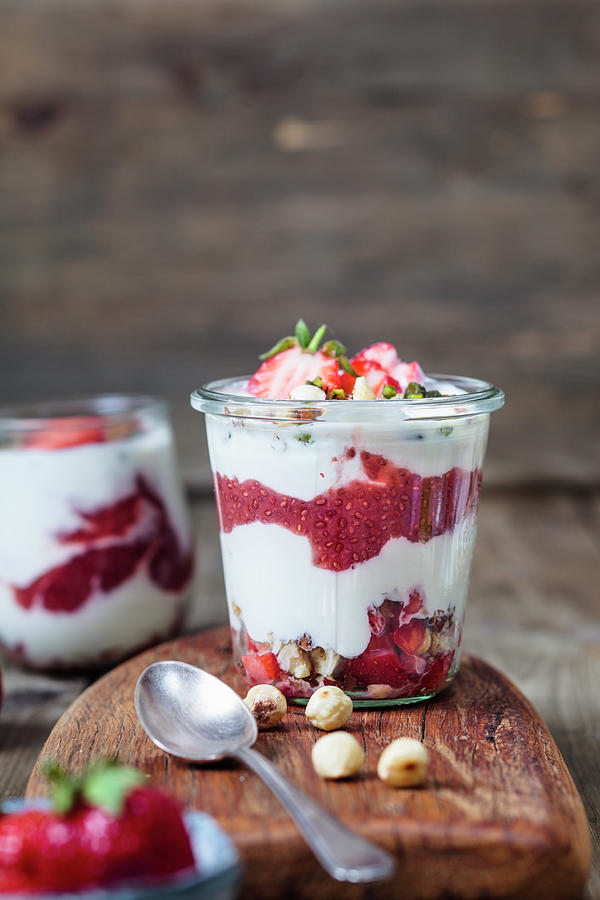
top-left (0, 0), bottom-right (598, 491)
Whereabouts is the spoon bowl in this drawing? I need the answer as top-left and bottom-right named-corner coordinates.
top-left (135, 661), bottom-right (257, 761)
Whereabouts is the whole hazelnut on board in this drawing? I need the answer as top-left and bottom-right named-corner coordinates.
top-left (243, 684), bottom-right (287, 730)
top-left (305, 686), bottom-right (353, 731)
top-left (312, 732), bottom-right (365, 780)
top-left (377, 738), bottom-right (429, 787)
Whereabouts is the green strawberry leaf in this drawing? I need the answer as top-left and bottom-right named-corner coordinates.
top-left (81, 760), bottom-right (147, 816)
top-left (43, 760), bottom-right (79, 815)
top-left (258, 335), bottom-right (297, 360)
top-left (295, 319), bottom-right (312, 349)
top-left (52, 780), bottom-right (77, 815)
top-left (338, 355), bottom-right (357, 377)
top-left (306, 324), bottom-right (327, 353)
top-left (321, 339), bottom-right (347, 358)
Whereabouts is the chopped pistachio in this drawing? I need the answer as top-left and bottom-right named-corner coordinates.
top-left (440, 425), bottom-right (453, 437)
top-left (307, 324), bottom-right (327, 352)
top-left (382, 384), bottom-right (398, 399)
top-left (306, 376), bottom-right (324, 390)
top-left (297, 432), bottom-right (314, 444)
top-left (327, 388), bottom-right (346, 400)
top-left (425, 389), bottom-right (442, 398)
top-left (403, 382), bottom-right (427, 399)
top-left (339, 355), bottom-right (358, 377)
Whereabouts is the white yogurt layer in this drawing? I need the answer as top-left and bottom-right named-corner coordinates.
top-left (205, 410), bottom-right (490, 660)
top-left (0, 571), bottom-right (184, 667)
top-left (220, 517), bottom-right (476, 659)
top-left (206, 414), bottom-right (489, 501)
top-left (0, 422), bottom-right (192, 665)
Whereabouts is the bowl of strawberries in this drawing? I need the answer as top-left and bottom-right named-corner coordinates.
top-left (0, 761), bottom-right (240, 899)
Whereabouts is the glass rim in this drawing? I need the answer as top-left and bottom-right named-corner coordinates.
top-left (0, 394), bottom-right (167, 433)
top-left (191, 374), bottom-right (504, 423)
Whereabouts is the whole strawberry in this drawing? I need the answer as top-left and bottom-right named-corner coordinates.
top-left (248, 319), bottom-right (351, 399)
top-left (0, 760), bottom-right (195, 894)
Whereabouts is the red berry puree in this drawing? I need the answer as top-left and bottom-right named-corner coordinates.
top-left (12, 477), bottom-right (193, 614)
top-left (217, 449), bottom-right (478, 700)
top-left (215, 449), bottom-right (480, 572)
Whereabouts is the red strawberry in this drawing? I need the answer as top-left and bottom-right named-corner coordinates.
top-left (248, 346), bottom-right (342, 399)
top-left (389, 359), bottom-right (425, 391)
top-left (242, 651), bottom-right (281, 684)
top-left (347, 635), bottom-right (410, 689)
top-left (352, 342), bottom-right (399, 371)
top-left (25, 420), bottom-right (106, 450)
top-left (392, 620), bottom-right (427, 655)
top-left (351, 342), bottom-right (425, 395)
top-left (418, 651), bottom-right (454, 693)
top-left (367, 606), bottom-right (386, 636)
top-left (405, 589), bottom-right (424, 616)
top-left (0, 761), bottom-right (194, 894)
top-left (349, 359), bottom-right (399, 398)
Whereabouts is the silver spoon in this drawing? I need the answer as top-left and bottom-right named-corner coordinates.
top-left (134, 660), bottom-right (395, 884)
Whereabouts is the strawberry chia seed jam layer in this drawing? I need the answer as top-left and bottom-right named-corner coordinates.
top-left (192, 324), bottom-right (504, 704)
top-left (0, 396), bottom-right (193, 670)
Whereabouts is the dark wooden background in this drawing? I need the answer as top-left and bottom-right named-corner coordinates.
top-left (0, 0), bottom-right (598, 896)
top-left (1, 0), bottom-right (599, 489)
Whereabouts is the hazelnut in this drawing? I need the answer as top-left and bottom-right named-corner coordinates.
top-left (309, 647), bottom-right (342, 678)
top-left (289, 383), bottom-right (326, 402)
top-left (244, 684), bottom-right (287, 729)
top-left (377, 738), bottom-right (429, 787)
top-left (277, 641), bottom-right (311, 679)
top-left (312, 732), bottom-right (365, 780)
top-left (305, 685), bottom-right (353, 731)
top-left (416, 629), bottom-right (432, 655)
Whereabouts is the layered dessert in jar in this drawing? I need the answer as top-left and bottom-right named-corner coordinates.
top-left (0, 396), bottom-right (194, 670)
top-left (192, 322), bottom-right (503, 705)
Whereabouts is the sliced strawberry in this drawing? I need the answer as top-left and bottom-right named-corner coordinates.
top-left (351, 343), bottom-right (425, 395)
top-left (25, 419), bottom-right (106, 450)
top-left (388, 359), bottom-right (425, 392)
top-left (367, 606), bottom-right (386, 636)
top-left (339, 369), bottom-right (357, 395)
top-left (242, 651), bottom-right (281, 683)
top-left (405, 589), bottom-right (424, 616)
top-left (392, 620), bottom-right (427, 655)
top-left (348, 636), bottom-right (409, 689)
top-left (352, 342), bottom-right (399, 370)
top-left (247, 346), bottom-right (342, 400)
top-left (418, 651), bottom-right (454, 693)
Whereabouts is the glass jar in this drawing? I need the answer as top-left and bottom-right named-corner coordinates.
top-left (192, 377), bottom-right (503, 706)
top-left (0, 395), bottom-right (194, 670)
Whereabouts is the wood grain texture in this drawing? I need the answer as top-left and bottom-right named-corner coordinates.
top-left (26, 626), bottom-right (591, 900)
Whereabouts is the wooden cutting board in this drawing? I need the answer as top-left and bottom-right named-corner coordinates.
top-left (27, 626), bottom-right (590, 900)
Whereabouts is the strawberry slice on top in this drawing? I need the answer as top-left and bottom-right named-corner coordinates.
top-left (248, 320), bottom-right (346, 399)
top-left (248, 346), bottom-right (342, 399)
top-left (351, 342), bottom-right (425, 397)
top-left (25, 419), bottom-right (106, 451)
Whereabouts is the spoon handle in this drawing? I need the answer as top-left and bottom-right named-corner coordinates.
top-left (235, 745), bottom-right (395, 883)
